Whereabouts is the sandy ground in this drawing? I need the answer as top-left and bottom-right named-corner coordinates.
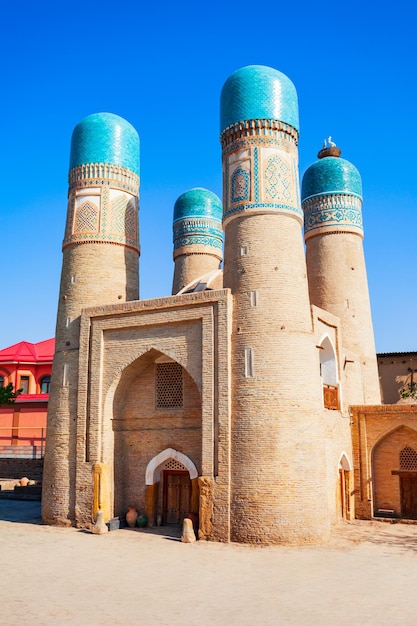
top-left (1, 501), bottom-right (417, 626)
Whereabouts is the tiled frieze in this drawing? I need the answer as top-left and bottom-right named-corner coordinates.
top-left (63, 168), bottom-right (140, 252)
top-left (303, 193), bottom-right (363, 239)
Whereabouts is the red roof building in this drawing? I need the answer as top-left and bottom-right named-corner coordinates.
top-left (0, 339), bottom-right (54, 458)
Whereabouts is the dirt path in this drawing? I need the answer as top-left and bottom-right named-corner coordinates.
top-left (1, 504), bottom-right (417, 625)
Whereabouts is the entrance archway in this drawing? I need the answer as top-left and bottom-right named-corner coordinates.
top-left (145, 449), bottom-right (199, 526)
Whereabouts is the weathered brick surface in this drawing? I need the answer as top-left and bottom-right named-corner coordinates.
top-left (0, 459), bottom-right (43, 481)
top-left (306, 232), bottom-right (380, 404)
top-left (172, 253), bottom-right (221, 295)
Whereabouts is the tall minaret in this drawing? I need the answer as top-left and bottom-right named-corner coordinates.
top-left (42, 113), bottom-right (140, 526)
top-left (172, 188), bottom-right (223, 295)
top-left (221, 66), bottom-right (329, 544)
top-left (302, 143), bottom-right (381, 404)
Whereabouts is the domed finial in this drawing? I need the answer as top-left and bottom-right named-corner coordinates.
top-left (318, 136), bottom-right (341, 159)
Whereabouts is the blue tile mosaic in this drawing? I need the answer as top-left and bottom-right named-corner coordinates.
top-left (220, 65), bottom-right (299, 133)
top-left (70, 113), bottom-right (140, 175)
top-left (173, 188), bottom-right (222, 223)
top-left (301, 156), bottom-right (362, 202)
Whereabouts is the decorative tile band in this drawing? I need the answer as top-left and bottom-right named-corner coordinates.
top-left (302, 193), bottom-right (363, 239)
top-left (223, 201), bottom-right (303, 222)
top-left (69, 163), bottom-right (139, 195)
top-left (173, 217), bottom-right (223, 240)
top-left (220, 118), bottom-right (298, 147)
top-left (173, 235), bottom-right (223, 250)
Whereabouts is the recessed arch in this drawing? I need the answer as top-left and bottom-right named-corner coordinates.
top-left (318, 334), bottom-right (338, 386)
top-left (338, 452), bottom-right (352, 471)
top-left (146, 448), bottom-right (198, 485)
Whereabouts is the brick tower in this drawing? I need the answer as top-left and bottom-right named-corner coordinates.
top-left (42, 113), bottom-right (140, 525)
top-left (302, 144), bottom-right (381, 404)
top-left (221, 66), bottom-right (329, 544)
top-left (172, 188), bottom-right (223, 295)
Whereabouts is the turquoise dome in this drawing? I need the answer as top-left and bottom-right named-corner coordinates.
top-left (220, 65), bottom-right (299, 133)
top-left (173, 188), bottom-right (222, 222)
top-left (302, 156), bottom-right (362, 201)
top-left (70, 112), bottom-right (139, 175)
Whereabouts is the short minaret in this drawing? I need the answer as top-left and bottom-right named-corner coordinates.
top-left (42, 113), bottom-right (140, 526)
top-left (172, 188), bottom-right (223, 295)
top-left (302, 141), bottom-right (381, 404)
top-left (221, 65), bottom-right (329, 544)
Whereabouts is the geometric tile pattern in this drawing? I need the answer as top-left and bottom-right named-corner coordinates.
top-left (74, 202), bottom-right (99, 233)
top-left (231, 167), bottom-right (250, 203)
top-left (264, 155), bottom-right (291, 202)
top-left (110, 195), bottom-right (137, 240)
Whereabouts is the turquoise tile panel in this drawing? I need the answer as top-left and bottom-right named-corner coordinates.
top-left (70, 112), bottom-right (140, 175)
top-left (220, 65), bottom-right (299, 132)
top-left (173, 188), bottom-right (222, 222)
top-left (301, 156), bottom-right (362, 201)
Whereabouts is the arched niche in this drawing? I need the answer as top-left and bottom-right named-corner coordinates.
top-left (145, 448), bottom-right (198, 485)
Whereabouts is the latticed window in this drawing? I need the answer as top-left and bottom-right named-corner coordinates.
top-left (156, 362), bottom-right (183, 409)
top-left (400, 447), bottom-right (417, 470)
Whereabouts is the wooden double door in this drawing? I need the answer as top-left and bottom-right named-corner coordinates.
top-left (163, 470), bottom-right (191, 525)
top-left (400, 473), bottom-right (417, 519)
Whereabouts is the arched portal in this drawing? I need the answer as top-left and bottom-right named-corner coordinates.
top-left (112, 349), bottom-right (202, 526)
top-left (372, 425), bottom-right (417, 519)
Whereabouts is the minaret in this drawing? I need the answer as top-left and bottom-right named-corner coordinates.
top-left (221, 65), bottom-right (329, 544)
top-left (302, 142), bottom-right (381, 404)
top-left (42, 113), bottom-right (140, 526)
top-left (172, 188), bottom-right (223, 295)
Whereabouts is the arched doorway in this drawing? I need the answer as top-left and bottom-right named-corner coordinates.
top-left (338, 453), bottom-right (353, 520)
top-left (145, 448), bottom-right (199, 526)
top-left (373, 425), bottom-right (417, 519)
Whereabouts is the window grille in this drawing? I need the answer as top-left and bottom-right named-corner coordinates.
top-left (400, 447), bottom-right (417, 470)
top-left (156, 362), bottom-right (183, 409)
top-left (163, 459), bottom-right (187, 471)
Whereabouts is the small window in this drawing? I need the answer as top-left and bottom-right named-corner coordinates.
top-left (19, 375), bottom-right (29, 394)
top-left (40, 376), bottom-right (51, 394)
top-left (0, 376), bottom-right (4, 388)
top-left (156, 362), bottom-right (183, 409)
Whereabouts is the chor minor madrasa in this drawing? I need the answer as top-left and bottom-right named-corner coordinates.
top-left (42, 65), bottom-right (417, 544)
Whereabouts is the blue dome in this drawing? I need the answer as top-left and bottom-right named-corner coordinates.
top-left (173, 188), bottom-right (222, 222)
top-left (302, 156), bottom-right (362, 202)
top-left (220, 65), bottom-right (299, 133)
top-left (70, 112), bottom-right (139, 175)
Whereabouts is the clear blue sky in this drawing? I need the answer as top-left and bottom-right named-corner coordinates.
top-left (1, 0), bottom-right (415, 352)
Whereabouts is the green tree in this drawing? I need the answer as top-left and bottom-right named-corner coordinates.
top-left (0, 382), bottom-right (22, 407)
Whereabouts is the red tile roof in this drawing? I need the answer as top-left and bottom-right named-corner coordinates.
top-left (0, 339), bottom-right (55, 363)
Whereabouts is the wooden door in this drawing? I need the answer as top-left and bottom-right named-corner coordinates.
top-left (401, 475), bottom-right (417, 519)
top-left (163, 471), bottom-right (191, 525)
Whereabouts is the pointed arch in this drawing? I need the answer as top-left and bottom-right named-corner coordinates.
top-left (146, 448), bottom-right (198, 485)
top-left (338, 452), bottom-right (352, 471)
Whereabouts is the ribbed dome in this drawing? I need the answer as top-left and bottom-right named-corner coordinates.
top-left (70, 112), bottom-right (139, 175)
top-left (302, 156), bottom-right (362, 202)
top-left (173, 188), bottom-right (222, 222)
top-left (220, 65), bottom-right (299, 133)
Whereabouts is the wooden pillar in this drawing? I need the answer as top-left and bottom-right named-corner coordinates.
top-left (93, 463), bottom-right (111, 522)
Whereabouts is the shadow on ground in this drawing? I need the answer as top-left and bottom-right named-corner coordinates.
top-left (0, 499), bottom-right (42, 524)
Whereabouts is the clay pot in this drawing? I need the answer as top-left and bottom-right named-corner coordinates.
top-left (20, 477), bottom-right (29, 487)
top-left (125, 507), bottom-right (138, 528)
